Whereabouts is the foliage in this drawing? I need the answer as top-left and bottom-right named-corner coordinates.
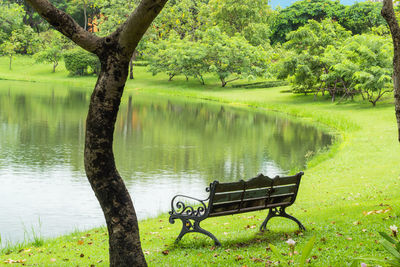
top-left (278, 19), bottom-right (351, 95)
top-left (34, 30), bottom-right (73, 73)
top-left (206, 0), bottom-right (274, 46)
top-left (352, 226), bottom-right (400, 266)
top-left (9, 25), bottom-right (41, 55)
top-left (338, 2), bottom-right (387, 35)
top-left (269, 236), bottom-right (316, 266)
top-left (0, 3), bottom-right (24, 45)
top-left (63, 48), bottom-right (100, 76)
top-left (270, 0), bottom-right (344, 44)
top-left (322, 34), bottom-right (393, 105)
top-left (202, 27), bottom-right (269, 87)
top-left (146, 27), bottom-right (269, 86)
top-left (146, 31), bottom-right (208, 83)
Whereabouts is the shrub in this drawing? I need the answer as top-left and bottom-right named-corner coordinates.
top-left (63, 48), bottom-right (100, 76)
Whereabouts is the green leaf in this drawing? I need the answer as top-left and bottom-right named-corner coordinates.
top-left (381, 240), bottom-right (400, 260)
top-left (299, 236), bottom-right (316, 267)
top-left (379, 232), bottom-right (397, 244)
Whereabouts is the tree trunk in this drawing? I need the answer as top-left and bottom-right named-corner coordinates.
top-left (25, 0), bottom-right (168, 265)
top-left (382, 0), bottom-right (400, 141)
top-left (85, 50), bottom-right (146, 266)
top-left (9, 55), bottom-right (12, 70)
top-left (52, 61), bottom-right (58, 73)
top-left (220, 77), bottom-right (227, 87)
top-left (83, 0), bottom-right (88, 31)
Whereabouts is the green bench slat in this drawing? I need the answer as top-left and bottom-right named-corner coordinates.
top-left (212, 184), bottom-right (297, 204)
top-left (214, 180), bottom-right (245, 193)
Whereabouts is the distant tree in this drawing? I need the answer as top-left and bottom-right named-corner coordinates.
top-left (146, 31), bottom-right (208, 83)
top-left (338, 2), bottom-right (387, 35)
top-left (34, 30), bottom-right (71, 72)
top-left (0, 3), bottom-right (24, 44)
top-left (278, 19), bottom-right (351, 95)
top-left (206, 0), bottom-right (274, 46)
top-left (321, 34), bottom-right (393, 105)
top-left (0, 39), bottom-right (19, 70)
top-left (203, 27), bottom-right (269, 87)
top-left (11, 25), bottom-right (41, 54)
top-left (270, 0), bottom-right (344, 44)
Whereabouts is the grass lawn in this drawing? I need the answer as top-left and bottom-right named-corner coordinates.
top-left (1, 56), bottom-right (400, 266)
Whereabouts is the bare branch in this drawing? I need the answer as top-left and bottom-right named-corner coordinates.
top-left (118, 0), bottom-right (168, 56)
top-left (25, 0), bottom-right (101, 53)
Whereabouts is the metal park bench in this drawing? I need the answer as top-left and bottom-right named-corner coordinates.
top-left (169, 172), bottom-right (305, 246)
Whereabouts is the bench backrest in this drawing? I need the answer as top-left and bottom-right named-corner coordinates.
top-left (207, 172), bottom-right (304, 217)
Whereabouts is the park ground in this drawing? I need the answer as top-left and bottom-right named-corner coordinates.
top-left (1, 56), bottom-right (400, 266)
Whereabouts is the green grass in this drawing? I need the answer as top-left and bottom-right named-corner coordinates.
top-left (1, 55), bottom-right (400, 266)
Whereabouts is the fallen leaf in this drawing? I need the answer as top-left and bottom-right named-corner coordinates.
top-left (80, 254), bottom-right (84, 258)
top-left (4, 259), bottom-right (27, 264)
top-left (363, 207), bottom-right (392, 216)
top-left (235, 255), bottom-right (243, 261)
top-left (162, 250), bottom-right (169, 255)
top-left (353, 221), bottom-right (361, 225)
top-left (144, 251), bottom-right (150, 255)
top-left (78, 240), bottom-right (84, 245)
top-left (50, 258), bottom-right (56, 262)
top-left (251, 257), bottom-right (264, 262)
top-left (347, 237), bottom-right (353, 241)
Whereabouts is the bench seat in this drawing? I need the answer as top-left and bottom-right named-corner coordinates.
top-left (169, 172), bottom-right (305, 246)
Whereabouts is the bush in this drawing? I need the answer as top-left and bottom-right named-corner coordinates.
top-left (63, 48), bottom-right (100, 76)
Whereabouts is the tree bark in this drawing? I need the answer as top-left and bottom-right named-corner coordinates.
top-left (25, 0), bottom-right (168, 265)
top-left (85, 46), bottom-right (146, 266)
top-left (382, 0), bottom-right (400, 141)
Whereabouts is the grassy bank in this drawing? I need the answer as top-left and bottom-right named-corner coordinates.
top-left (1, 56), bottom-right (400, 266)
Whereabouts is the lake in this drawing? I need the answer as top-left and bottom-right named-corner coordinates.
top-left (0, 81), bottom-right (333, 245)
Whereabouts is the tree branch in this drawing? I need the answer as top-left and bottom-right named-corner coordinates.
top-left (118, 0), bottom-right (168, 56)
top-left (25, 0), bottom-right (101, 53)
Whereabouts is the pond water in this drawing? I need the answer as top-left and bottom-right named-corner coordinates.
top-left (0, 81), bottom-right (333, 245)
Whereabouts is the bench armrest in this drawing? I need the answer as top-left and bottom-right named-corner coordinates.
top-left (169, 194), bottom-right (209, 222)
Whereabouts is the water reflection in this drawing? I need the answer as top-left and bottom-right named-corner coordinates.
top-left (0, 81), bottom-right (332, 245)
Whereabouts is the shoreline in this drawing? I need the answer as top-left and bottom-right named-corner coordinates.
top-left (1, 56), bottom-right (400, 265)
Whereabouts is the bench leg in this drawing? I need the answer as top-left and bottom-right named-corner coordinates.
top-left (175, 218), bottom-right (221, 246)
top-left (260, 207), bottom-right (306, 232)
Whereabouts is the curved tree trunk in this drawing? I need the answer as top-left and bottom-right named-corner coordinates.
top-left (85, 47), bottom-right (146, 266)
top-left (25, 0), bottom-right (168, 265)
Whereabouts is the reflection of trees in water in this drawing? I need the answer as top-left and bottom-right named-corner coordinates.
top-left (0, 87), bottom-right (332, 183)
top-left (0, 86), bottom-right (88, 174)
top-left (114, 95), bottom-right (332, 182)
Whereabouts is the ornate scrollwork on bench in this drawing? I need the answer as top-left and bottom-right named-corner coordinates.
top-left (169, 195), bottom-right (208, 220)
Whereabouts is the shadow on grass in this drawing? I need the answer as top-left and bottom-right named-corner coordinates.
top-left (166, 229), bottom-right (305, 251)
